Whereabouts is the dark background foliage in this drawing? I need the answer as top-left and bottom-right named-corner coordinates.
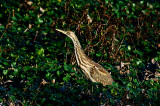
top-left (0, 0), bottom-right (160, 105)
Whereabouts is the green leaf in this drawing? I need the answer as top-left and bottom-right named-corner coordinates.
top-left (37, 48), bottom-right (45, 57)
top-left (128, 45), bottom-right (131, 50)
top-left (24, 66), bottom-right (31, 71)
top-left (38, 18), bottom-right (43, 24)
top-left (24, 15), bottom-right (30, 20)
top-left (133, 79), bottom-right (138, 83)
top-left (3, 62), bottom-right (9, 66)
top-left (57, 70), bottom-right (63, 76)
top-left (63, 73), bottom-right (71, 82)
top-left (64, 62), bottom-right (72, 71)
top-left (46, 72), bottom-right (51, 78)
top-left (0, 14), bottom-right (3, 18)
top-left (12, 16), bottom-right (17, 21)
top-left (96, 53), bottom-right (102, 57)
top-left (9, 75), bottom-right (14, 78)
top-left (11, 62), bottom-right (16, 66)
top-left (3, 70), bottom-right (8, 75)
top-left (0, 25), bottom-right (5, 31)
top-left (14, 69), bottom-right (18, 75)
top-left (64, 62), bottom-right (68, 71)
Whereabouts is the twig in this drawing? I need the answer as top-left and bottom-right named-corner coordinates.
top-left (1, 13), bottom-right (11, 39)
top-left (34, 31), bottom-right (38, 41)
top-left (84, 23), bottom-right (112, 51)
top-left (114, 27), bottom-right (125, 58)
top-left (31, 81), bottom-right (42, 105)
top-left (117, 33), bottom-right (125, 52)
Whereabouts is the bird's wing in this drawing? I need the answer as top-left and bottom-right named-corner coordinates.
top-left (90, 65), bottom-right (114, 86)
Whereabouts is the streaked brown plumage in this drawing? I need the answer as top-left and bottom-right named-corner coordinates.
top-left (56, 29), bottom-right (114, 86)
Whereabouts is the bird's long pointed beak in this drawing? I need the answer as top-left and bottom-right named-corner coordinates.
top-left (56, 29), bottom-right (67, 35)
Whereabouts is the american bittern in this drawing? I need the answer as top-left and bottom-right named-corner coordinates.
top-left (56, 29), bottom-right (114, 86)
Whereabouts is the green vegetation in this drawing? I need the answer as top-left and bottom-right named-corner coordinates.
top-left (0, 0), bottom-right (160, 105)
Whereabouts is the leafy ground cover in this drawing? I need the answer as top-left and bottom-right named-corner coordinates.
top-left (0, 0), bottom-right (160, 105)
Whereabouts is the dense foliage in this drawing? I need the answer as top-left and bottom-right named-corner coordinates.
top-left (0, 0), bottom-right (160, 105)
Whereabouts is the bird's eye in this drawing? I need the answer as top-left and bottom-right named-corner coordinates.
top-left (66, 32), bottom-right (70, 35)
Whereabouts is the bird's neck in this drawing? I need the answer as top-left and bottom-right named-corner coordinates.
top-left (74, 45), bottom-right (85, 66)
top-left (71, 37), bottom-right (93, 66)
top-left (73, 40), bottom-right (85, 58)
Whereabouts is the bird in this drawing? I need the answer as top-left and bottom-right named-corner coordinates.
top-left (56, 29), bottom-right (114, 86)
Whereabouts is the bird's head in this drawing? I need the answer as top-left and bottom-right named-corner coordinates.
top-left (56, 29), bottom-right (80, 46)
